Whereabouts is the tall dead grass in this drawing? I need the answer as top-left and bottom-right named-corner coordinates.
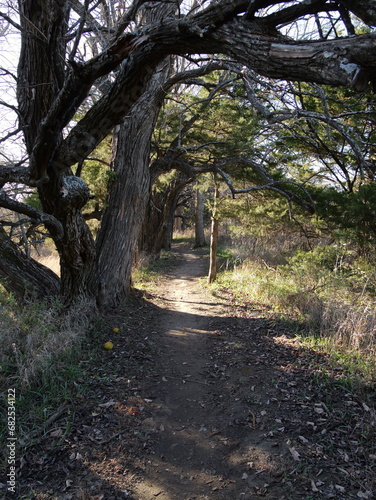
top-left (212, 254), bottom-right (376, 360)
top-left (0, 297), bottom-right (93, 387)
top-left (32, 247), bottom-right (60, 276)
top-left (320, 303), bottom-right (376, 353)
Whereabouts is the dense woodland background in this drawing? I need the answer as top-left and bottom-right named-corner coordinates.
top-left (0, 1), bottom-right (376, 485)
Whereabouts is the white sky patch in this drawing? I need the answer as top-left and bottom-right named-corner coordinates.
top-left (0, 26), bottom-right (22, 161)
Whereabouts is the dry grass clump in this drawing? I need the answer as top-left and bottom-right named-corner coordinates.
top-left (31, 245), bottom-right (60, 276)
top-left (211, 249), bottom-right (376, 374)
top-left (320, 303), bottom-right (376, 353)
top-left (0, 296), bottom-right (93, 387)
top-left (173, 228), bottom-right (196, 240)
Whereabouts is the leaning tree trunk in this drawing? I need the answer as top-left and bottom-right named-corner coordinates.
top-left (95, 4), bottom-right (176, 309)
top-left (95, 122), bottom-right (152, 309)
top-left (0, 227), bottom-right (60, 301)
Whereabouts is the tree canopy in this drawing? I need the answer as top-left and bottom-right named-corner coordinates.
top-left (0, 0), bottom-right (376, 306)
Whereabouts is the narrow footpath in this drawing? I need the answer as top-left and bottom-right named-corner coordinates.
top-left (130, 248), bottom-right (284, 499)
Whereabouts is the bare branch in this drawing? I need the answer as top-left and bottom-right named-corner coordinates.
top-left (0, 67), bottom-right (17, 82)
top-left (0, 10), bottom-right (21, 31)
top-left (69, 0), bottom-right (109, 46)
top-left (0, 99), bottom-right (21, 116)
top-left (242, 73), bottom-right (376, 180)
top-left (0, 128), bottom-right (23, 145)
top-left (0, 190), bottom-right (63, 239)
top-left (69, 0), bottom-right (92, 62)
top-left (0, 165), bottom-right (31, 188)
top-left (162, 61), bottom-right (230, 93)
top-left (263, 1), bottom-right (338, 28)
top-left (337, 0), bottom-right (376, 27)
top-left (213, 159), bottom-right (315, 213)
top-left (244, 0), bottom-right (280, 20)
top-left (112, 0), bottom-right (149, 41)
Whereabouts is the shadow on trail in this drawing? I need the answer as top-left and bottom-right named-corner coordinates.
top-left (115, 302), bottom-right (360, 499)
top-left (18, 248), bottom-right (375, 499)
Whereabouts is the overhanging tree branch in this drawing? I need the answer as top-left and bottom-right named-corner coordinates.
top-left (213, 159), bottom-right (316, 213)
top-left (52, 15), bottom-right (376, 176)
top-left (242, 73), bottom-right (376, 180)
top-left (0, 190), bottom-right (64, 240)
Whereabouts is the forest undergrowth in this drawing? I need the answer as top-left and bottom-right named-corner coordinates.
top-left (1, 235), bottom-right (375, 445)
top-left (0, 247), bottom-right (182, 467)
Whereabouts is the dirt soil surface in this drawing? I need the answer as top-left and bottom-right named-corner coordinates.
top-left (18, 245), bottom-right (375, 499)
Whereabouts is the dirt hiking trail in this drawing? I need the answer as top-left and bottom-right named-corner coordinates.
top-left (131, 247), bottom-right (284, 499)
top-left (19, 244), bottom-right (375, 500)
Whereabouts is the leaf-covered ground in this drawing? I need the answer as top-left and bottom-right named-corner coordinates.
top-left (16, 246), bottom-right (375, 499)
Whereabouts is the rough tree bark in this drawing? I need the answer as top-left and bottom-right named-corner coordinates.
top-left (95, 119), bottom-right (153, 309)
top-left (38, 173), bottom-right (97, 300)
top-left (95, 59), bottom-right (174, 307)
top-left (0, 226), bottom-right (60, 300)
top-left (16, 0), bottom-right (97, 301)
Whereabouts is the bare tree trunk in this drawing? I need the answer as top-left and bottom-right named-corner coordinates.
top-left (37, 171), bottom-right (97, 301)
top-left (95, 122), bottom-right (152, 308)
top-left (160, 178), bottom-right (189, 251)
top-left (140, 173), bottom-right (190, 258)
top-left (94, 2), bottom-right (177, 309)
top-left (95, 76), bottom-right (170, 307)
top-left (139, 188), bottom-right (165, 260)
top-left (174, 204), bottom-right (184, 233)
top-left (208, 181), bottom-right (219, 284)
top-left (194, 189), bottom-right (206, 248)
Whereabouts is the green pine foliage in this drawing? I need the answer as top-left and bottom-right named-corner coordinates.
top-left (314, 184), bottom-right (376, 251)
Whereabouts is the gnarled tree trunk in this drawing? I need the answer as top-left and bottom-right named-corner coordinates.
top-left (95, 121), bottom-right (152, 309)
top-left (0, 227), bottom-right (60, 301)
top-left (94, 0), bottom-right (178, 310)
top-left (37, 172), bottom-right (97, 301)
top-left (16, 0), bottom-right (97, 302)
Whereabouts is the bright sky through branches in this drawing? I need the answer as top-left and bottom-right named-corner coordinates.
top-left (0, 12), bottom-right (21, 161)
